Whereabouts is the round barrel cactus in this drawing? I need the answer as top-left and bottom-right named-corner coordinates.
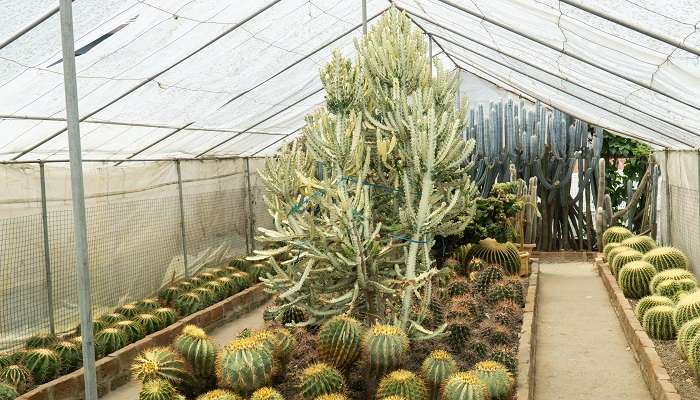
top-left (136, 313), bottom-right (164, 335)
top-left (249, 330), bottom-right (282, 361)
top-left (362, 324), bottom-right (409, 376)
top-left (465, 239), bottom-right (520, 275)
top-left (620, 235), bottom-right (656, 254)
top-left (673, 291), bottom-right (700, 328)
top-left (602, 226), bottom-right (633, 246)
top-left (643, 305), bottom-right (676, 339)
top-left (159, 285), bottom-right (182, 304)
top-left (0, 382), bottom-right (18, 400)
top-left (154, 307), bottom-right (177, 326)
top-left (115, 320), bottom-right (145, 343)
top-left (204, 281), bottom-right (228, 302)
top-left (196, 389), bottom-right (242, 400)
top-left (617, 261), bottom-right (656, 299)
top-left (22, 348), bottom-right (61, 384)
top-left (610, 249), bottom-right (643, 278)
top-left (277, 305), bottom-right (307, 325)
top-left (634, 295), bottom-right (674, 323)
top-left (606, 245), bottom-right (634, 271)
top-left (95, 327), bottom-right (129, 355)
top-left (229, 258), bottom-right (251, 270)
top-left (270, 328), bottom-right (296, 362)
top-left (655, 279), bottom-right (697, 299)
top-left (421, 350), bottom-right (456, 393)
top-left (470, 361), bottom-right (514, 400)
top-left (478, 320), bottom-right (514, 347)
top-left (198, 272), bottom-right (217, 282)
top-left (376, 369), bottom-right (427, 400)
top-left (25, 333), bottom-right (58, 349)
top-left (101, 312), bottom-right (126, 325)
top-left (216, 277), bottom-right (236, 296)
top-left (318, 315), bottom-right (362, 370)
top-left (54, 340), bottom-right (82, 372)
top-left (216, 337), bottom-right (274, 394)
top-left (299, 363), bottom-right (345, 400)
top-left (0, 364), bottom-right (33, 393)
top-left (229, 272), bottom-right (251, 293)
top-left (687, 332), bottom-right (700, 377)
top-left (178, 281), bottom-right (195, 292)
top-left (117, 303), bottom-right (141, 319)
top-left (193, 288), bottom-right (216, 307)
top-left (490, 347), bottom-right (518, 375)
top-left (313, 395), bottom-right (348, 400)
top-left (650, 269), bottom-right (697, 294)
top-left (603, 242), bottom-right (621, 259)
top-left (643, 247), bottom-right (688, 272)
top-left (442, 372), bottom-right (488, 400)
top-left (174, 325), bottom-right (217, 378)
top-left (250, 387), bottom-right (285, 400)
top-left (131, 347), bottom-right (187, 384)
top-left (175, 292), bottom-right (203, 316)
top-left (485, 281), bottom-right (520, 304)
top-left (473, 265), bottom-right (505, 293)
top-left (139, 298), bottom-right (162, 311)
top-left (447, 277), bottom-right (470, 297)
top-left (139, 378), bottom-right (178, 400)
top-left (676, 318), bottom-right (700, 359)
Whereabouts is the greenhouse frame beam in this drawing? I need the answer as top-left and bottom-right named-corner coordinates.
top-left (558, 0), bottom-right (700, 58)
top-left (0, 2), bottom-right (73, 51)
top-left (12, 0), bottom-right (284, 161)
top-left (195, 87), bottom-right (324, 158)
top-left (429, 0), bottom-right (700, 113)
top-left (401, 9), bottom-right (700, 141)
top-left (250, 126), bottom-right (304, 156)
top-left (114, 122), bottom-right (195, 166)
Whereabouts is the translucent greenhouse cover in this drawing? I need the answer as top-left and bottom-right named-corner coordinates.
top-left (0, 0), bottom-right (699, 161)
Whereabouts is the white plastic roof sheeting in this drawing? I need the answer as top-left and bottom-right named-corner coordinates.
top-left (0, 0), bottom-right (698, 161)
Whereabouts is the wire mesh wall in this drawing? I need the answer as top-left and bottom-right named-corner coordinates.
top-left (0, 158), bottom-right (270, 350)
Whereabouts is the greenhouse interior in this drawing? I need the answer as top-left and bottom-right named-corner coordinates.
top-left (1, 0), bottom-right (700, 399)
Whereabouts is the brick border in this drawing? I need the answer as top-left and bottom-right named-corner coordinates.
top-left (595, 256), bottom-right (681, 400)
top-left (531, 251), bottom-right (597, 262)
top-left (19, 284), bottom-right (270, 400)
top-left (516, 262), bottom-right (540, 400)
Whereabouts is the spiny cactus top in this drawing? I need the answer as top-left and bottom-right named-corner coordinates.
top-left (318, 315), bottom-right (363, 369)
top-left (673, 291), bottom-right (700, 328)
top-left (362, 324), bottom-right (409, 375)
top-left (634, 295), bottom-right (674, 323)
top-left (376, 369), bottom-right (428, 400)
top-left (131, 347), bottom-right (187, 384)
top-left (642, 305), bottom-right (676, 340)
top-left (650, 269), bottom-right (697, 294)
top-left (420, 350), bottom-right (456, 388)
top-left (617, 261), bottom-right (656, 299)
top-left (473, 264), bottom-right (505, 292)
top-left (299, 363), bottom-right (346, 400)
top-left (216, 337), bottom-right (274, 394)
top-left (466, 239), bottom-right (520, 275)
top-left (610, 249), bottom-right (643, 278)
top-left (116, 303), bottom-right (140, 319)
top-left (676, 318), bottom-right (700, 359)
top-left (250, 330), bottom-right (283, 359)
top-left (312, 394), bottom-right (348, 400)
top-left (25, 333), bottom-right (58, 349)
top-left (0, 382), bottom-right (18, 400)
top-left (0, 364), bottom-right (33, 392)
top-left (22, 347), bottom-right (61, 384)
top-left (602, 226), bottom-right (633, 246)
top-left (655, 279), bottom-right (697, 300)
top-left (138, 378), bottom-right (177, 400)
top-left (250, 387), bottom-right (285, 400)
top-left (687, 333), bottom-right (700, 378)
top-left (442, 372), bottom-right (489, 400)
top-left (603, 242), bottom-right (621, 259)
top-left (270, 328), bottom-right (296, 361)
top-left (619, 235), bottom-right (656, 254)
top-left (195, 389), bottom-right (242, 400)
top-left (174, 325), bottom-right (216, 378)
top-left (54, 340), bottom-right (82, 372)
top-left (643, 247), bottom-right (689, 272)
top-left (470, 361), bottom-right (514, 400)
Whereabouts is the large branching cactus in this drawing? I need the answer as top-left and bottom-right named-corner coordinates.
top-left (253, 8), bottom-right (476, 337)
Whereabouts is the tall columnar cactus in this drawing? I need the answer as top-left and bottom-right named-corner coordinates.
top-left (175, 292), bottom-right (203, 316)
top-left (216, 338), bottom-right (274, 394)
top-left (117, 303), bottom-right (141, 319)
top-left (617, 261), bottom-right (656, 299)
top-left (139, 379), bottom-right (179, 400)
top-left (376, 369), bottom-right (428, 400)
top-left (470, 361), bottom-right (514, 400)
top-left (22, 348), bottom-right (61, 384)
top-left (250, 387), bottom-right (285, 400)
top-left (606, 245), bottom-right (634, 271)
top-left (634, 295), bottom-right (674, 323)
top-left (196, 389), bottom-right (242, 400)
top-left (131, 347), bottom-right (187, 384)
top-left (465, 239), bottom-right (520, 275)
top-left (642, 305), bottom-right (676, 340)
top-left (654, 279), bottom-right (697, 299)
top-left (54, 340), bottom-right (82, 373)
top-left (299, 363), bottom-right (346, 400)
top-left (0, 382), bottom-right (18, 400)
top-left (473, 265), bottom-right (505, 293)
top-left (25, 333), bottom-right (58, 349)
top-left (619, 236), bottom-right (656, 254)
top-left (174, 325), bottom-right (217, 379)
top-left (318, 315), bottom-right (363, 369)
top-left (650, 269), bottom-right (697, 294)
top-left (0, 364), bottom-right (33, 393)
top-left (362, 325), bottom-right (409, 376)
top-left (676, 318), bottom-right (700, 359)
top-left (602, 226), bottom-right (634, 246)
top-left (603, 243), bottom-right (621, 259)
top-left (442, 372), bottom-right (488, 400)
top-left (673, 292), bottom-right (700, 328)
top-left (610, 249), bottom-right (643, 278)
top-left (420, 350), bottom-right (456, 399)
top-left (643, 247), bottom-right (689, 272)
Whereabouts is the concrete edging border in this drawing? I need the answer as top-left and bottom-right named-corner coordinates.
top-left (20, 284), bottom-right (270, 400)
top-left (516, 262), bottom-right (540, 400)
top-left (595, 256), bottom-right (681, 400)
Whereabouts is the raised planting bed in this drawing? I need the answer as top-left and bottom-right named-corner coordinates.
top-left (596, 257), bottom-right (683, 400)
top-left (516, 263), bottom-right (540, 400)
top-left (18, 284), bottom-right (270, 400)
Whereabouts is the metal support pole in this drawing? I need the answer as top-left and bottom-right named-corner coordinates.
top-left (362, 0), bottom-right (367, 34)
top-left (428, 35), bottom-right (433, 76)
top-left (59, 1), bottom-right (97, 398)
top-left (39, 162), bottom-right (56, 335)
top-left (175, 160), bottom-right (189, 276)
top-left (664, 150), bottom-right (672, 244)
top-left (626, 179), bottom-right (634, 230)
top-left (245, 158), bottom-right (256, 253)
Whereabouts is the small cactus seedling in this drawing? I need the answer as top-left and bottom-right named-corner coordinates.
top-left (441, 372), bottom-right (488, 400)
top-left (54, 340), bottom-right (82, 373)
top-left (115, 320), bottom-right (146, 343)
top-left (159, 286), bottom-right (182, 304)
top-left (643, 247), bottom-right (689, 272)
top-left (117, 303), bottom-right (141, 319)
top-left (470, 361), bottom-right (514, 400)
top-left (634, 296), bottom-right (674, 323)
top-left (473, 265), bottom-right (505, 293)
top-left (0, 382), bottom-right (18, 400)
top-left (139, 378), bottom-right (178, 400)
top-left (489, 347), bottom-right (518, 375)
top-left (602, 226), bottom-right (633, 246)
top-left (154, 307), bottom-right (178, 326)
top-left (673, 291), bottom-right (700, 328)
top-left (250, 387), bottom-right (285, 400)
top-left (466, 239), bottom-right (520, 275)
top-left (174, 325), bottom-right (217, 379)
top-left (606, 245), bottom-right (634, 271)
top-left (95, 327), bottom-right (129, 355)
top-left (299, 363), bottom-right (346, 400)
top-left (420, 350), bottom-right (456, 399)
top-left (676, 318), bottom-right (700, 359)
top-left (277, 305), bottom-right (307, 325)
top-left (22, 348), bottom-right (61, 384)
top-left (655, 279), bottom-right (697, 299)
top-left (650, 269), bottom-right (697, 294)
top-left (25, 333), bottom-right (58, 349)
top-left (196, 389), bottom-right (242, 400)
top-left (447, 277), bottom-right (470, 297)
top-left (0, 365), bottom-right (33, 393)
top-left (620, 235), bottom-right (656, 254)
top-left (603, 243), bottom-right (621, 259)
top-left (643, 305), bottom-right (676, 340)
top-left (136, 313), bottom-right (164, 335)
top-left (362, 324), bottom-right (409, 376)
top-left (618, 261), bottom-right (656, 299)
top-left (376, 369), bottom-right (428, 400)
top-left (175, 292), bottom-right (203, 316)
top-left (139, 298), bottom-right (162, 311)
top-left (215, 337), bottom-right (274, 394)
top-left (131, 347), bottom-right (187, 384)
top-left (610, 249), bottom-right (643, 278)
top-left (318, 315), bottom-right (363, 370)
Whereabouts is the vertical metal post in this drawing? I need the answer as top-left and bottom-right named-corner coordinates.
top-left (39, 162), bottom-right (56, 335)
top-left (428, 35), bottom-right (433, 77)
top-left (626, 179), bottom-right (634, 230)
top-left (175, 160), bottom-right (189, 276)
top-left (59, 1), bottom-right (97, 398)
top-left (664, 150), bottom-right (672, 245)
top-left (362, 0), bottom-right (367, 34)
top-left (245, 158), bottom-right (256, 253)
top-left (242, 158), bottom-right (251, 255)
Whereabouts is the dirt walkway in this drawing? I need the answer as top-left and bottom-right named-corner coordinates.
top-left (103, 300), bottom-right (271, 400)
top-left (535, 262), bottom-right (652, 399)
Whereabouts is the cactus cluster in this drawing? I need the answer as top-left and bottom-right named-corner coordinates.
top-left (650, 269), bottom-right (697, 294)
top-left (22, 348), bottom-right (61, 384)
top-left (619, 235), bottom-right (656, 254)
top-left (318, 315), bottom-right (363, 370)
top-left (673, 291), bottom-right (700, 329)
top-left (0, 364), bottom-right (33, 393)
top-left (465, 239), bottom-right (520, 275)
top-left (299, 363), bottom-right (346, 400)
top-left (362, 324), bottom-right (409, 376)
top-left (610, 249), bottom-right (643, 278)
top-left (442, 372), bottom-right (488, 400)
top-left (634, 295), bottom-right (674, 323)
top-left (0, 382), bottom-right (18, 400)
top-left (602, 226), bottom-right (634, 246)
top-left (376, 369), bottom-right (427, 400)
top-left (643, 247), bottom-right (689, 272)
top-left (54, 340), bottom-right (82, 372)
top-left (676, 318), bottom-right (700, 359)
top-left (655, 279), bottom-right (697, 300)
top-left (470, 361), bottom-right (514, 400)
top-left (216, 337), bottom-right (274, 394)
top-left (421, 350), bottom-right (456, 397)
top-left (618, 261), bottom-right (656, 299)
top-left (25, 333), bottom-right (58, 349)
top-left (603, 243), bottom-right (621, 259)
top-left (643, 305), bottom-right (676, 340)
top-left (606, 245), bottom-right (634, 271)
top-left (486, 279), bottom-right (522, 305)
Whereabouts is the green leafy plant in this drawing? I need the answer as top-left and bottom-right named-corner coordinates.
top-left (461, 184), bottom-right (522, 244)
